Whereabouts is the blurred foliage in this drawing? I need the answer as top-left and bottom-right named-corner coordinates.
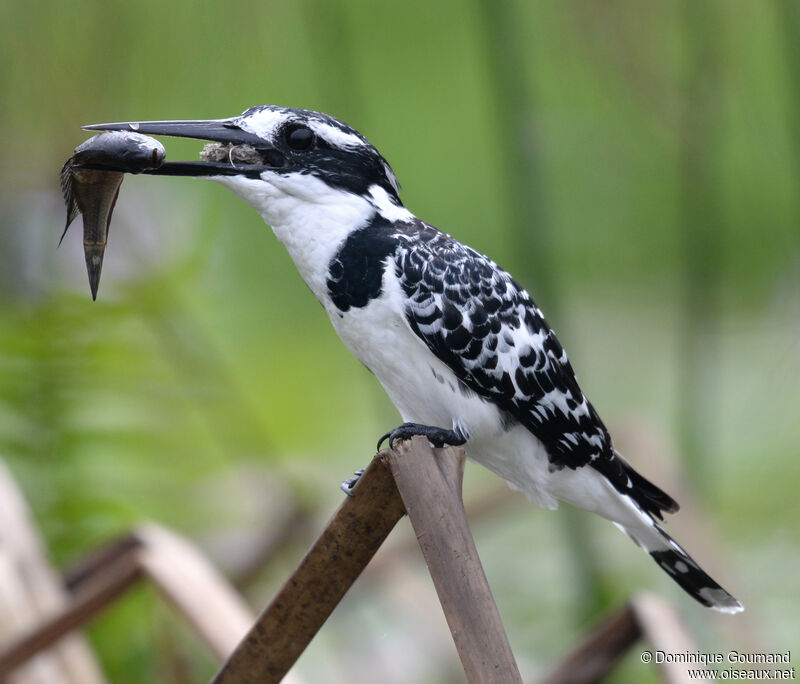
top-left (1, 1), bottom-right (799, 682)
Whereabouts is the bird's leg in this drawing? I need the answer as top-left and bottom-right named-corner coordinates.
top-left (344, 422), bottom-right (466, 496)
top-left (377, 422), bottom-right (467, 452)
top-left (340, 468), bottom-right (365, 497)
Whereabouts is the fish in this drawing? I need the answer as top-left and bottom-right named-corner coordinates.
top-left (61, 131), bottom-right (165, 299)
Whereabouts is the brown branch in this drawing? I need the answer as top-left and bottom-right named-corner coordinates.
top-left (212, 438), bottom-right (522, 684)
top-left (210, 454), bottom-right (406, 684)
top-left (63, 532), bottom-right (142, 592)
top-left (0, 546), bottom-right (143, 678)
top-left (386, 438), bottom-right (522, 684)
top-left (0, 525), bottom-right (259, 680)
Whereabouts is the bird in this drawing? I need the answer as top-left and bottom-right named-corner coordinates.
top-left (84, 105), bottom-right (743, 613)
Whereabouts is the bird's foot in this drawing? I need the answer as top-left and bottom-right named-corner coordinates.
top-left (377, 422), bottom-right (467, 452)
top-left (340, 468), bottom-right (365, 497)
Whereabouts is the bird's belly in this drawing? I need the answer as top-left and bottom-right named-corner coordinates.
top-left (327, 297), bottom-right (560, 508)
top-left (328, 299), bottom-right (494, 429)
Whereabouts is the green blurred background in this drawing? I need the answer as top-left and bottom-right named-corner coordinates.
top-left (1, 1), bottom-right (798, 681)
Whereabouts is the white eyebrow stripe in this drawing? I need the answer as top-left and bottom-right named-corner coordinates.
top-left (308, 121), bottom-right (365, 148)
top-left (237, 108), bottom-right (286, 138)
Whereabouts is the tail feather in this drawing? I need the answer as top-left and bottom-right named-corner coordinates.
top-left (544, 449), bottom-right (741, 612)
top-left (614, 450), bottom-right (679, 520)
top-left (623, 464), bottom-right (679, 519)
top-left (621, 520), bottom-right (743, 614)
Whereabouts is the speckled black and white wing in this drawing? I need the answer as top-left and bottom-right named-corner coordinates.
top-left (392, 220), bottom-right (678, 520)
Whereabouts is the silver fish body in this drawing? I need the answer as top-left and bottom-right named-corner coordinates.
top-left (61, 132), bottom-right (165, 299)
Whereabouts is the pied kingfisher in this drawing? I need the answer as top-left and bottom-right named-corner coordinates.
top-left (84, 105), bottom-right (742, 613)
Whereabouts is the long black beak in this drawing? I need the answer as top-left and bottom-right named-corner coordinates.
top-left (82, 118), bottom-right (281, 176)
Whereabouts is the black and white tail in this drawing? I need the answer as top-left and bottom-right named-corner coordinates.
top-left (617, 517), bottom-right (743, 613)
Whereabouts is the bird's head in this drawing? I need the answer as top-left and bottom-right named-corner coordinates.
top-left (83, 105), bottom-right (402, 220)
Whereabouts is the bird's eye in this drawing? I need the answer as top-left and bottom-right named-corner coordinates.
top-left (286, 125), bottom-right (315, 151)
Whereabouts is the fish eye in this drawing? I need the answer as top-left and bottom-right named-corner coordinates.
top-left (285, 125), bottom-right (315, 151)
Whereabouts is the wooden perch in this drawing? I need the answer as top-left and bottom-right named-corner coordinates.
top-left (212, 437), bottom-right (522, 684)
top-left (387, 438), bottom-right (522, 684)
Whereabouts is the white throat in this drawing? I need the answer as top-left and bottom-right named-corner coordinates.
top-left (213, 172), bottom-right (377, 302)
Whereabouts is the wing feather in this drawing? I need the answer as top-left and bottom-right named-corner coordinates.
top-left (393, 221), bottom-right (677, 518)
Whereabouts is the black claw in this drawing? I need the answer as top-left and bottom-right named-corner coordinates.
top-left (376, 422), bottom-right (468, 452)
top-left (340, 468), bottom-right (365, 497)
top-left (376, 431), bottom-right (392, 452)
